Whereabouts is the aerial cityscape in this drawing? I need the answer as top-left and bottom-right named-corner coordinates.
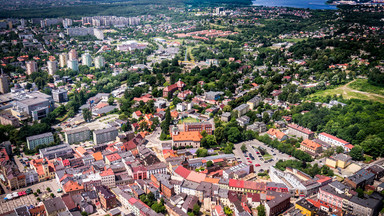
top-left (0, 0), bottom-right (383, 216)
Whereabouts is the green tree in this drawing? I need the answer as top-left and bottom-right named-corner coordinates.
top-left (336, 146), bottom-right (345, 154)
top-left (224, 206), bottom-right (232, 216)
top-left (257, 204), bottom-right (266, 216)
top-left (356, 188), bottom-right (364, 198)
top-left (361, 135), bottom-right (383, 158)
top-left (214, 127), bottom-right (225, 144)
top-left (196, 148), bottom-right (208, 157)
top-left (241, 144), bottom-right (247, 152)
top-left (201, 130), bottom-right (208, 138)
top-left (108, 96), bottom-right (114, 105)
top-left (349, 146), bottom-right (364, 161)
top-left (206, 160), bottom-right (213, 167)
top-left (262, 112), bottom-right (270, 124)
top-left (193, 203), bottom-right (200, 216)
top-left (82, 108), bottom-right (92, 122)
top-left (81, 212), bottom-right (88, 216)
top-left (227, 127), bottom-right (242, 143)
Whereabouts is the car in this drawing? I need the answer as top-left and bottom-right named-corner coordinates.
top-left (256, 152), bottom-right (260, 154)
top-left (255, 164), bottom-right (261, 167)
top-left (248, 161), bottom-right (252, 163)
top-left (273, 153), bottom-right (276, 156)
top-left (289, 155), bottom-right (291, 157)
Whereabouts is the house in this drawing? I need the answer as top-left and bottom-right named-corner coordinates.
top-left (265, 191), bottom-right (291, 216)
top-left (287, 124), bottom-right (314, 140)
top-left (204, 91), bottom-right (223, 101)
top-left (132, 110), bottom-right (142, 119)
top-left (267, 128), bottom-right (287, 141)
top-left (95, 185), bottom-right (117, 210)
top-left (300, 139), bottom-right (322, 157)
top-left (177, 103), bottom-right (186, 112)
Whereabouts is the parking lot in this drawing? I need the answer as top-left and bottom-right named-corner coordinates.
top-left (0, 179), bottom-right (62, 213)
top-left (234, 139), bottom-right (291, 173)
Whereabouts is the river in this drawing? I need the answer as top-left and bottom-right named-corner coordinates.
top-left (252, 0), bottom-right (337, 9)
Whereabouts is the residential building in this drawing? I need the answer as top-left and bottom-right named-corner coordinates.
top-left (343, 195), bottom-right (382, 216)
top-left (171, 129), bottom-right (202, 148)
top-left (317, 184), bottom-right (348, 209)
top-left (26, 61), bottom-right (37, 75)
top-left (247, 96), bottom-right (262, 110)
top-left (228, 179), bottom-right (266, 193)
top-left (100, 168), bottom-right (115, 188)
top-left (318, 132), bottom-right (351, 151)
top-left (204, 91), bottom-right (223, 101)
top-left (47, 60), bottom-right (58, 75)
top-left (94, 56), bottom-right (105, 69)
top-left (0, 73), bottom-right (10, 94)
top-left (246, 122), bottom-right (266, 133)
top-left (236, 116), bottom-right (250, 127)
top-left (0, 113), bottom-right (19, 127)
top-left (183, 122), bottom-right (213, 135)
top-left (39, 143), bottom-right (73, 159)
top-left (300, 139), bottom-right (322, 156)
top-left (52, 89), bottom-right (68, 103)
top-left (43, 197), bottom-right (67, 216)
top-left (30, 158), bottom-right (56, 182)
top-left (68, 49), bottom-right (77, 60)
top-left (287, 124), bottom-right (315, 140)
top-left (96, 185), bottom-right (117, 210)
top-left (265, 191), bottom-right (291, 216)
top-left (233, 104), bottom-right (249, 117)
top-left (221, 112), bottom-right (231, 122)
top-left (295, 198), bottom-right (317, 216)
top-left (82, 53), bottom-right (92, 67)
top-left (344, 168), bottom-right (375, 189)
top-left (65, 127), bottom-right (91, 144)
top-left (93, 127), bottom-right (118, 145)
top-left (67, 59), bottom-right (79, 71)
top-left (26, 132), bottom-right (54, 150)
top-left (267, 128), bottom-right (287, 141)
top-left (59, 53), bottom-right (68, 68)
top-left (325, 153), bottom-right (352, 169)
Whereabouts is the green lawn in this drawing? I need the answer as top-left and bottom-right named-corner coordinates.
top-left (179, 117), bottom-right (200, 124)
top-left (263, 154), bottom-right (273, 160)
top-left (348, 79), bottom-right (384, 96)
top-left (283, 38), bottom-right (307, 43)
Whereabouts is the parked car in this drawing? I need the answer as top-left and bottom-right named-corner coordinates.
top-left (255, 164), bottom-right (261, 167)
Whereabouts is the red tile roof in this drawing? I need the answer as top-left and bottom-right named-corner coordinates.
top-left (319, 132), bottom-right (349, 145)
top-left (288, 124), bottom-right (314, 135)
top-left (174, 166), bottom-right (191, 179)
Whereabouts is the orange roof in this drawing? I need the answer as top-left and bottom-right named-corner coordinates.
top-left (301, 139), bottom-right (321, 151)
top-left (100, 168), bottom-right (114, 177)
top-left (63, 180), bottom-right (84, 193)
top-left (105, 153), bottom-right (121, 162)
top-left (204, 177), bottom-right (220, 184)
top-left (267, 128), bottom-right (286, 140)
top-left (172, 131), bottom-right (203, 142)
top-left (93, 152), bottom-right (103, 161)
top-left (171, 110), bottom-right (179, 118)
top-left (96, 102), bottom-right (108, 109)
top-left (75, 146), bottom-right (87, 156)
top-left (186, 171), bottom-right (206, 183)
top-left (139, 131), bottom-right (149, 137)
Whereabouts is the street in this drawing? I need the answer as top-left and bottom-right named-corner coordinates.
top-left (234, 139), bottom-right (291, 173)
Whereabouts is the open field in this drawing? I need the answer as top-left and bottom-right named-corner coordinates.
top-left (348, 79), bottom-right (384, 96)
top-left (179, 117), bottom-right (200, 124)
top-left (308, 80), bottom-right (384, 103)
top-left (283, 38), bottom-right (307, 43)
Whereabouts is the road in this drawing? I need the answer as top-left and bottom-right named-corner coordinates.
top-left (234, 139), bottom-right (291, 173)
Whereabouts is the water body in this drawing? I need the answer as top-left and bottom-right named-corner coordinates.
top-left (252, 0), bottom-right (337, 9)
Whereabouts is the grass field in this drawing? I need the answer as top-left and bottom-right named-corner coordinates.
top-left (348, 79), bottom-right (384, 96)
top-left (263, 154), bottom-right (273, 160)
top-left (308, 81), bottom-right (384, 103)
top-left (283, 38), bottom-right (307, 43)
top-left (179, 117), bottom-right (200, 124)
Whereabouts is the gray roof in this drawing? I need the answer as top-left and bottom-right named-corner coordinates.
top-left (43, 197), bottom-right (67, 214)
top-left (26, 132), bottom-right (53, 141)
top-left (93, 105), bottom-right (116, 115)
top-left (93, 127), bottom-right (118, 135)
top-left (233, 103), bottom-right (249, 111)
top-left (65, 127), bottom-right (90, 135)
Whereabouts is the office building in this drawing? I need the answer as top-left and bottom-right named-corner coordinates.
top-left (0, 73), bottom-right (10, 94)
top-left (65, 127), bottom-right (91, 144)
top-left (39, 143), bottom-right (73, 159)
top-left (82, 53), bottom-right (92, 67)
top-left (287, 124), bottom-right (315, 140)
top-left (26, 132), bottom-right (54, 150)
top-left (59, 53), bottom-right (68, 68)
top-left (62, 18), bottom-right (72, 28)
top-left (67, 59), bottom-right (79, 71)
top-left (93, 127), bottom-right (118, 145)
top-left (68, 49), bottom-right (77, 60)
top-left (11, 92), bottom-right (54, 120)
top-left (52, 89), bottom-right (68, 103)
top-left (26, 61), bottom-right (37, 75)
top-left (183, 122), bottom-right (213, 135)
top-left (47, 60), bottom-right (57, 76)
top-left (94, 56), bottom-right (105, 69)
